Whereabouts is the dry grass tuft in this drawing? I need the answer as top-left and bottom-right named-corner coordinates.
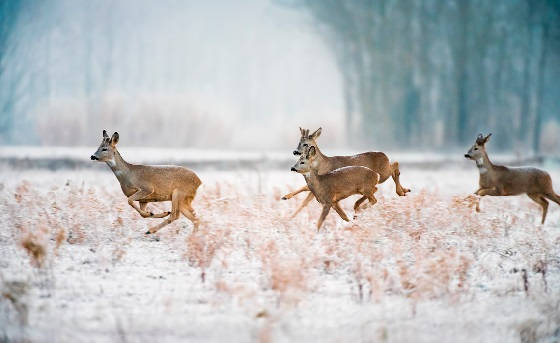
top-left (186, 228), bottom-right (229, 282)
top-left (54, 227), bottom-right (65, 252)
top-left (20, 234), bottom-right (46, 268)
top-left (1, 280), bottom-right (29, 325)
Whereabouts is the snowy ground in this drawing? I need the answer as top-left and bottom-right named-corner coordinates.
top-left (1, 164), bottom-right (560, 342)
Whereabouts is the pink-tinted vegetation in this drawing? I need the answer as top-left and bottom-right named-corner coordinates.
top-left (1, 169), bottom-right (559, 341)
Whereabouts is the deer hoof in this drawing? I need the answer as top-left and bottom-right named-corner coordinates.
top-left (149, 212), bottom-right (154, 217)
top-left (145, 230), bottom-right (151, 235)
top-left (281, 196), bottom-right (288, 200)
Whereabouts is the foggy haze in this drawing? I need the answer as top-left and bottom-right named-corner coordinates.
top-left (0, 0), bottom-right (344, 148)
top-left (0, 0), bottom-right (559, 152)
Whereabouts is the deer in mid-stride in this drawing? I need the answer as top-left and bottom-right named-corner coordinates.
top-left (291, 146), bottom-right (380, 230)
top-left (282, 127), bottom-right (409, 218)
top-left (465, 133), bottom-right (560, 224)
top-left (91, 130), bottom-right (201, 234)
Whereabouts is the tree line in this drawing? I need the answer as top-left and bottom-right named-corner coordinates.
top-left (297, 0), bottom-right (560, 152)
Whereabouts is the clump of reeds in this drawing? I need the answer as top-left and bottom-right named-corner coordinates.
top-left (20, 234), bottom-right (46, 268)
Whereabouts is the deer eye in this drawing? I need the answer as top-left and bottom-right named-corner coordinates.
top-left (102, 148), bottom-right (108, 151)
top-left (474, 147), bottom-right (478, 150)
top-left (303, 143), bottom-right (308, 147)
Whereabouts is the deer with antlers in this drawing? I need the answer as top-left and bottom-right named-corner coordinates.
top-left (465, 133), bottom-right (560, 224)
top-left (282, 127), bottom-right (409, 218)
top-left (91, 130), bottom-right (201, 234)
top-left (291, 146), bottom-right (380, 230)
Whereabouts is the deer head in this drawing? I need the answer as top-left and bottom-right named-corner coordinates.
top-left (293, 127), bottom-right (321, 156)
top-left (465, 133), bottom-right (491, 161)
top-left (291, 146), bottom-right (318, 173)
top-left (91, 130), bottom-right (119, 162)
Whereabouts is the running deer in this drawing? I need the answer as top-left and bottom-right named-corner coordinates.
top-left (465, 133), bottom-right (560, 224)
top-left (282, 127), bottom-right (409, 218)
top-left (291, 146), bottom-right (380, 230)
top-left (90, 130), bottom-right (201, 234)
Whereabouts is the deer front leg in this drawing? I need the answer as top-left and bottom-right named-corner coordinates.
top-left (333, 202), bottom-right (350, 222)
top-left (282, 185), bottom-right (309, 200)
top-left (139, 202), bottom-right (171, 219)
top-left (128, 189), bottom-right (155, 218)
top-left (290, 192), bottom-right (314, 219)
top-left (316, 204), bottom-right (331, 231)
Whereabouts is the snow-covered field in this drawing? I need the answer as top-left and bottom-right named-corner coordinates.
top-left (1, 165), bottom-right (560, 342)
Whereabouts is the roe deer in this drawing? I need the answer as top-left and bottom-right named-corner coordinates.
top-left (282, 127), bottom-right (409, 218)
top-left (465, 133), bottom-right (560, 224)
top-left (91, 130), bottom-right (201, 234)
top-left (291, 146), bottom-right (380, 230)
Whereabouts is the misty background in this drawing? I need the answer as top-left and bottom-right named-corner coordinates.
top-left (0, 0), bottom-right (559, 153)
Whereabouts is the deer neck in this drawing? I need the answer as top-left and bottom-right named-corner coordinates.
top-left (312, 145), bottom-right (330, 171)
top-left (476, 151), bottom-right (493, 174)
top-left (107, 150), bottom-right (131, 182)
top-left (304, 165), bottom-right (322, 198)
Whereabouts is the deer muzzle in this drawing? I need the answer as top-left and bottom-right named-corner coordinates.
top-left (290, 167), bottom-right (297, 171)
top-left (293, 150), bottom-right (301, 155)
top-left (464, 154), bottom-right (470, 159)
top-left (90, 155), bottom-right (98, 160)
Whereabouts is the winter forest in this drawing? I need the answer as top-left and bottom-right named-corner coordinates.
top-left (1, 0), bottom-right (559, 152)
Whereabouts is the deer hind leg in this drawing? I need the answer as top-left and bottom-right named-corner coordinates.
top-left (353, 196), bottom-right (368, 212)
top-left (140, 202), bottom-right (171, 219)
top-left (316, 204), bottom-right (331, 231)
top-left (146, 189), bottom-right (181, 234)
top-left (180, 197), bottom-right (200, 232)
top-left (333, 202), bottom-right (350, 222)
top-left (365, 185), bottom-right (378, 207)
top-left (391, 162), bottom-right (410, 196)
top-left (354, 186), bottom-right (378, 218)
top-left (528, 194), bottom-right (549, 224)
top-left (544, 192), bottom-right (560, 206)
top-left (282, 185), bottom-right (309, 200)
top-left (290, 192), bottom-right (315, 219)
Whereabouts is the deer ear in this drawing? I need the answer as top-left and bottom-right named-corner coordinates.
top-left (484, 133), bottom-right (492, 142)
top-left (299, 127), bottom-right (305, 136)
top-left (310, 127), bottom-right (322, 140)
top-left (103, 130), bottom-right (109, 138)
top-left (111, 132), bottom-right (119, 146)
top-left (476, 133), bottom-right (485, 145)
top-left (307, 146), bottom-right (316, 157)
